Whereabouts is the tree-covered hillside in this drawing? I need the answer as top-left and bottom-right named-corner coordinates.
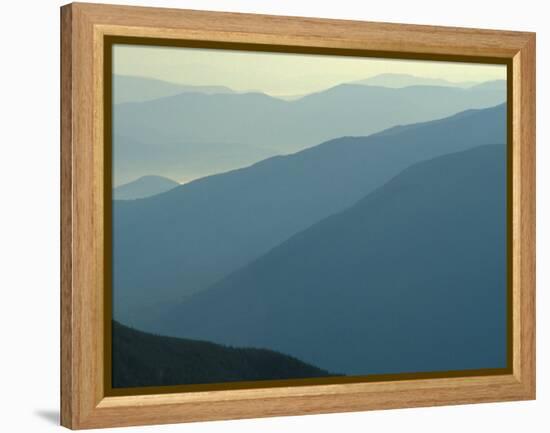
top-left (112, 321), bottom-right (335, 388)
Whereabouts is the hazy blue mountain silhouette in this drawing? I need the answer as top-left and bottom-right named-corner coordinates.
top-left (112, 320), bottom-right (335, 388)
top-left (113, 83), bottom-right (505, 183)
top-left (113, 75), bottom-right (235, 104)
top-left (113, 133), bottom-right (276, 187)
top-left (113, 104), bottom-right (506, 329)
top-left (113, 175), bottom-right (179, 200)
top-left (149, 144), bottom-right (507, 376)
top-left (469, 80), bottom-right (507, 91)
top-left (352, 73), bottom-right (478, 88)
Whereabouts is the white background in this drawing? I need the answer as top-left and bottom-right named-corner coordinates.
top-left (0, 0), bottom-right (546, 431)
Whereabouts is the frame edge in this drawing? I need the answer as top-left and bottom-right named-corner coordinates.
top-left (513, 32), bottom-right (536, 400)
top-left (60, 3), bottom-right (74, 430)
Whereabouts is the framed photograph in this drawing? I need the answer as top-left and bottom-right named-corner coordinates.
top-left (60, 3), bottom-right (536, 429)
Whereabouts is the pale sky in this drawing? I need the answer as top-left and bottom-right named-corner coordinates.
top-left (113, 44), bottom-right (506, 97)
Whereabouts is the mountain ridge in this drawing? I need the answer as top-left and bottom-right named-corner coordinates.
top-left (147, 144), bottom-right (507, 375)
top-left (113, 104), bottom-right (506, 330)
top-left (113, 83), bottom-right (506, 184)
top-left (113, 74), bottom-right (235, 104)
top-left (352, 73), bottom-right (479, 88)
top-left (113, 320), bottom-right (335, 388)
top-left (113, 175), bottom-right (179, 200)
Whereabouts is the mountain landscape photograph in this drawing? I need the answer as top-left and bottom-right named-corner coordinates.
top-left (110, 43), bottom-right (509, 389)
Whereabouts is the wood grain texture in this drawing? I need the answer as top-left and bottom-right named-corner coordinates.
top-left (60, 4), bottom-right (74, 429)
top-left (75, 2), bottom-right (532, 58)
top-left (511, 34), bottom-right (536, 396)
top-left (60, 2), bottom-right (536, 429)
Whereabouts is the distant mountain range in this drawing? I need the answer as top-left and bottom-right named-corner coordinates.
top-left (112, 321), bottom-right (334, 388)
top-left (113, 104), bottom-right (506, 329)
top-left (112, 134), bottom-right (276, 187)
top-left (469, 80), bottom-right (508, 91)
top-left (113, 175), bottom-right (179, 200)
top-left (114, 73), bottom-right (502, 104)
top-left (353, 73), bottom-right (480, 88)
top-left (113, 75), bottom-right (235, 104)
top-left (145, 144), bottom-right (507, 376)
top-left (113, 81), bottom-right (505, 185)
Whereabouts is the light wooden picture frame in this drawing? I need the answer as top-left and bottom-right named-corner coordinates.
top-left (60, 2), bottom-right (535, 429)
